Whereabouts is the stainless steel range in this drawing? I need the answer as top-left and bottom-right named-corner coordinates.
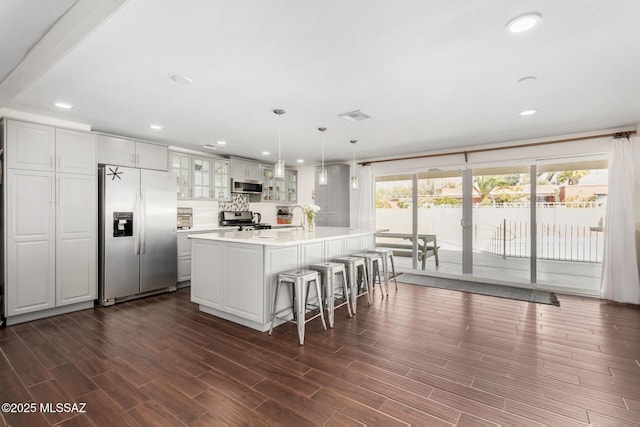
top-left (219, 210), bottom-right (272, 231)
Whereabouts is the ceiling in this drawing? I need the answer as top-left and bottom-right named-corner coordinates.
top-left (2, 0), bottom-right (640, 166)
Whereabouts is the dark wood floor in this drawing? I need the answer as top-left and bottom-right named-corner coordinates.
top-left (1, 283), bottom-right (640, 427)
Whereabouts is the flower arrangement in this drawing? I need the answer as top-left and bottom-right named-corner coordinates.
top-left (303, 203), bottom-right (320, 231)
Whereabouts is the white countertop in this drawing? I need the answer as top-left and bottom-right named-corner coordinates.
top-left (187, 227), bottom-right (376, 246)
top-left (177, 226), bottom-right (230, 233)
top-left (178, 224), bottom-right (297, 233)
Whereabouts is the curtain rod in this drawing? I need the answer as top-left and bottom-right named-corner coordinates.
top-left (360, 130), bottom-right (636, 166)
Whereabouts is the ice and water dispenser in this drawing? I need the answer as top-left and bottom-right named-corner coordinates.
top-left (113, 212), bottom-right (133, 237)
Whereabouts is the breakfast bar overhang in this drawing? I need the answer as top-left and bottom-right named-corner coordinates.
top-left (188, 227), bottom-right (376, 331)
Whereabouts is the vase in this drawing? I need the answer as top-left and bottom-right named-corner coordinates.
top-left (306, 216), bottom-right (316, 232)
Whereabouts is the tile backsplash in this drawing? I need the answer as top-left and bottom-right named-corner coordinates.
top-left (179, 194), bottom-right (287, 228)
top-left (218, 193), bottom-right (249, 212)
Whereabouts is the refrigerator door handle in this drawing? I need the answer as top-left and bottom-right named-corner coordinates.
top-left (134, 188), bottom-right (141, 255)
top-left (140, 189), bottom-right (146, 254)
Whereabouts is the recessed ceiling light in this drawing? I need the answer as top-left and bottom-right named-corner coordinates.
top-left (171, 75), bottom-right (192, 85)
top-left (202, 144), bottom-right (218, 150)
top-left (262, 151), bottom-right (270, 155)
top-left (507, 13), bottom-right (541, 33)
top-left (216, 141), bottom-right (226, 146)
top-left (149, 124), bottom-right (163, 130)
top-left (54, 102), bottom-right (73, 109)
top-left (519, 109), bottom-right (537, 116)
top-left (297, 159), bottom-right (304, 163)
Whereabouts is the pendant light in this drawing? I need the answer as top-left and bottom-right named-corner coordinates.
top-left (318, 127), bottom-right (328, 186)
top-left (350, 140), bottom-right (359, 190)
top-left (274, 109), bottom-right (286, 179)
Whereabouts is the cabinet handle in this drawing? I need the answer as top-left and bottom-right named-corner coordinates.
top-left (57, 178), bottom-right (62, 207)
top-left (57, 156), bottom-right (61, 169)
top-left (136, 154), bottom-right (140, 165)
top-left (131, 153), bottom-right (136, 164)
top-left (50, 156), bottom-right (54, 168)
top-left (51, 179), bottom-right (55, 207)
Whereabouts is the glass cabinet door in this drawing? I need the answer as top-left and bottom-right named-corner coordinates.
top-left (193, 156), bottom-right (213, 200)
top-left (171, 153), bottom-right (191, 199)
top-left (262, 167), bottom-right (274, 201)
top-left (213, 159), bottom-right (230, 200)
top-left (286, 170), bottom-right (297, 202)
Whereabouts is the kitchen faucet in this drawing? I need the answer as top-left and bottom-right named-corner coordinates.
top-left (291, 204), bottom-right (305, 228)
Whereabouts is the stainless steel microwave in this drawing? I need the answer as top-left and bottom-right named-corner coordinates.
top-left (231, 179), bottom-right (263, 194)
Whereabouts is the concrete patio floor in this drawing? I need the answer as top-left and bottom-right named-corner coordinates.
top-left (393, 248), bottom-right (601, 297)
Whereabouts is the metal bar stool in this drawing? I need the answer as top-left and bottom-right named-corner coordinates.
top-left (269, 269), bottom-right (327, 345)
top-left (309, 262), bottom-right (352, 328)
top-left (333, 256), bottom-right (370, 314)
top-left (368, 248), bottom-right (398, 296)
top-left (352, 252), bottom-right (382, 298)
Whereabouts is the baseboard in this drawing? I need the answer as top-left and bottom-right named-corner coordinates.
top-left (5, 301), bottom-right (95, 326)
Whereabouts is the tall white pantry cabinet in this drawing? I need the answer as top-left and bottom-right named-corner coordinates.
top-left (2, 119), bottom-right (97, 325)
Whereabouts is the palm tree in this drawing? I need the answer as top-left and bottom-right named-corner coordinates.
top-left (473, 176), bottom-right (508, 203)
top-left (557, 170), bottom-right (589, 185)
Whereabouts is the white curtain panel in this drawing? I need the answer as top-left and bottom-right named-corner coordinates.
top-left (358, 165), bottom-right (373, 229)
top-left (600, 137), bottom-right (640, 304)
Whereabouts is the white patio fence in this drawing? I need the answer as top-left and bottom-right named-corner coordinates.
top-left (376, 202), bottom-right (606, 263)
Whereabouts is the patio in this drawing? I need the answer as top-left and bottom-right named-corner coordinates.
top-left (391, 248), bottom-right (602, 297)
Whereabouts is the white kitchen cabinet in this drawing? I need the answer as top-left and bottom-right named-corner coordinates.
top-left (56, 173), bottom-right (97, 306)
top-left (261, 166), bottom-right (285, 202)
top-left (230, 157), bottom-right (261, 181)
top-left (97, 134), bottom-right (135, 166)
top-left (191, 239), bottom-right (264, 323)
top-left (177, 232), bottom-right (191, 282)
top-left (213, 159), bottom-right (230, 200)
top-left (136, 140), bottom-right (168, 170)
top-left (7, 122), bottom-right (96, 174)
top-left (170, 152), bottom-right (230, 201)
top-left (193, 156), bottom-right (213, 200)
top-left (191, 239), bottom-right (224, 309)
top-left (6, 170), bottom-right (56, 314)
top-left (171, 152), bottom-right (191, 199)
top-left (262, 167), bottom-right (297, 203)
top-left (7, 121), bottom-right (55, 171)
top-left (97, 134), bottom-right (168, 171)
top-left (177, 229), bottom-right (231, 282)
top-left (3, 120), bottom-right (97, 323)
top-left (55, 128), bottom-right (96, 174)
top-left (286, 170), bottom-right (298, 202)
top-left (315, 164), bottom-right (350, 227)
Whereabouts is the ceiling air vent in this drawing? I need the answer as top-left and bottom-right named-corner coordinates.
top-left (338, 110), bottom-right (371, 122)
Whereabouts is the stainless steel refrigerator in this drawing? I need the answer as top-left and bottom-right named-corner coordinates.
top-left (98, 165), bottom-right (177, 305)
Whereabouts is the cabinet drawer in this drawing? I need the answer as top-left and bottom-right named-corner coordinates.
top-left (177, 233), bottom-right (191, 257)
top-left (178, 256), bottom-right (191, 282)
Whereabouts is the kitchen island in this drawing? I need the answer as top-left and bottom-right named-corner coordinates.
top-left (188, 227), bottom-right (376, 331)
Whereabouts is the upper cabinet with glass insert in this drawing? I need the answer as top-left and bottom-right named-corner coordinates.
top-left (169, 152), bottom-right (230, 201)
top-left (286, 170), bottom-right (297, 202)
top-left (213, 159), bottom-right (230, 200)
top-left (171, 153), bottom-right (191, 199)
top-left (261, 167), bottom-right (297, 202)
top-left (192, 156), bottom-right (212, 200)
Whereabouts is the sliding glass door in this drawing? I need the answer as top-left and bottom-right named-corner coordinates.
top-left (417, 170), bottom-right (463, 275)
top-left (471, 166), bottom-right (531, 286)
top-left (373, 156), bottom-right (607, 296)
top-left (535, 158), bottom-right (608, 296)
